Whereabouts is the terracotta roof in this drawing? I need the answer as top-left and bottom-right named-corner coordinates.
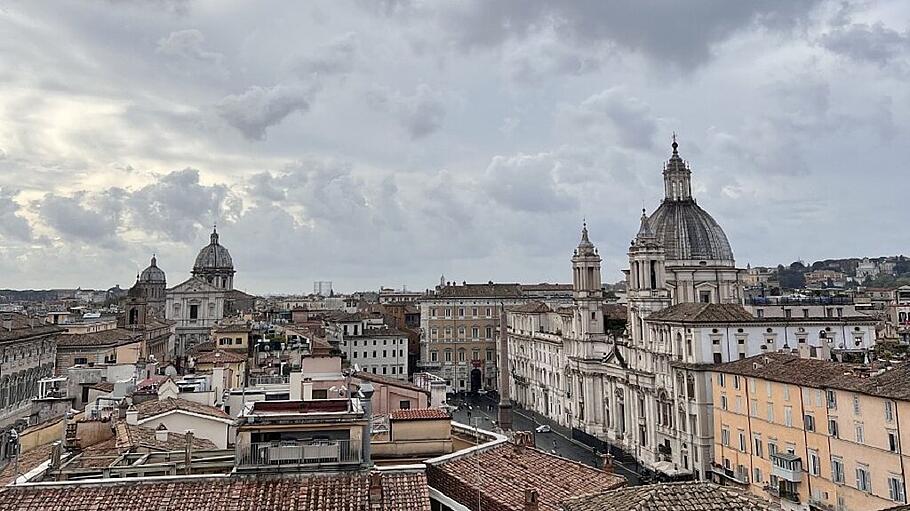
top-left (429, 438), bottom-right (625, 511)
top-left (353, 372), bottom-right (430, 397)
top-left (0, 470), bottom-right (430, 510)
top-left (510, 301), bottom-right (551, 314)
top-left (136, 397), bottom-right (230, 421)
top-left (561, 481), bottom-right (773, 511)
top-left (0, 313), bottom-right (65, 343)
top-left (390, 408), bottom-right (449, 421)
top-left (195, 349), bottom-right (247, 364)
top-left (56, 328), bottom-right (140, 348)
top-left (0, 443), bottom-right (54, 485)
top-left (115, 422), bottom-right (217, 451)
top-left (646, 303), bottom-right (755, 323)
top-left (713, 353), bottom-right (910, 401)
top-left (87, 381), bottom-right (115, 393)
top-left (519, 283), bottom-right (573, 292)
top-left (436, 283), bottom-right (523, 298)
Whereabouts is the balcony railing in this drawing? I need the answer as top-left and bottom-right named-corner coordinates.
top-left (248, 374), bottom-right (290, 385)
top-left (770, 452), bottom-right (803, 482)
top-left (746, 296), bottom-right (853, 306)
top-left (237, 440), bottom-right (361, 468)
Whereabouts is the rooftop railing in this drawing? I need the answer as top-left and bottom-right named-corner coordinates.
top-left (236, 439), bottom-right (361, 468)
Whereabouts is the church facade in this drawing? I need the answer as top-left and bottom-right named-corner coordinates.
top-left (506, 139), bottom-right (878, 482)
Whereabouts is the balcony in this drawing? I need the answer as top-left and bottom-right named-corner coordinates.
top-left (771, 452), bottom-right (803, 482)
top-left (236, 440), bottom-right (361, 470)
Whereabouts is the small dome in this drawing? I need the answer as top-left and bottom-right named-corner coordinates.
top-left (139, 255), bottom-right (166, 283)
top-left (193, 227), bottom-right (234, 271)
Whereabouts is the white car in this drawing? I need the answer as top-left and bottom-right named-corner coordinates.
top-left (535, 425), bottom-right (551, 433)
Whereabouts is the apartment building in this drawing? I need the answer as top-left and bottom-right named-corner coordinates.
top-left (417, 283), bottom-right (528, 393)
top-left (712, 353), bottom-right (910, 511)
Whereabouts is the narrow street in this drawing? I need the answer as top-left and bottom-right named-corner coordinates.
top-left (449, 395), bottom-right (641, 485)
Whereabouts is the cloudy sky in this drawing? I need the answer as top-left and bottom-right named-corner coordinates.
top-left (0, 0), bottom-right (908, 294)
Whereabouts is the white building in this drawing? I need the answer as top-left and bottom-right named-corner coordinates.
top-left (507, 138), bottom-right (879, 483)
top-left (328, 313), bottom-right (410, 379)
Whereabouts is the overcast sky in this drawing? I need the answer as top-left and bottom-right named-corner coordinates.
top-left (0, 0), bottom-right (908, 294)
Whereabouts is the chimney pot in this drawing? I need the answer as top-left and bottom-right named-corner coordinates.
top-left (524, 489), bottom-right (539, 511)
top-left (368, 472), bottom-right (383, 505)
top-left (125, 406), bottom-right (139, 425)
top-left (155, 423), bottom-right (168, 443)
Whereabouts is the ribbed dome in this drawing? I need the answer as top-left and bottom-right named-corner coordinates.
top-left (139, 255), bottom-right (166, 283)
top-left (193, 227), bottom-right (234, 271)
top-left (648, 200), bottom-right (734, 262)
top-left (647, 136), bottom-right (734, 262)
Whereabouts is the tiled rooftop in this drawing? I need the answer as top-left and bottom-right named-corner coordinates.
top-left (646, 303), bottom-right (755, 323)
top-left (560, 481), bottom-right (773, 511)
top-left (56, 328), bottom-right (140, 348)
top-left (136, 397), bottom-right (231, 421)
top-left (0, 470), bottom-right (431, 510)
top-left (194, 349), bottom-right (247, 364)
top-left (428, 438), bottom-right (625, 511)
top-left (714, 353), bottom-right (910, 401)
top-left (390, 408), bottom-right (449, 421)
top-left (509, 301), bottom-right (552, 314)
top-left (435, 283), bottom-right (524, 298)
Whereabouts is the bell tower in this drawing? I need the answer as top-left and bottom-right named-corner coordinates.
top-left (572, 222), bottom-right (604, 338)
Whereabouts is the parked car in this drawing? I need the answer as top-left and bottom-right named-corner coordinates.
top-left (535, 425), bottom-right (551, 433)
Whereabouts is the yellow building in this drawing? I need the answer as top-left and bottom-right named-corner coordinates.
top-left (712, 353), bottom-right (909, 511)
top-left (211, 320), bottom-right (251, 352)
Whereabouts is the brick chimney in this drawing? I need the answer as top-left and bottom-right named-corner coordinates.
top-left (511, 431), bottom-right (534, 453)
top-left (599, 452), bottom-right (614, 473)
top-left (368, 472), bottom-right (383, 508)
top-left (523, 489), bottom-right (539, 511)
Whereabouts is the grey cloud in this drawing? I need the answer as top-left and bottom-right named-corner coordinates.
top-left (216, 83), bottom-right (316, 140)
top-left (820, 22), bottom-right (910, 64)
top-left (367, 84), bottom-right (446, 139)
top-left (484, 152), bottom-right (575, 213)
top-left (35, 192), bottom-right (122, 248)
top-left (126, 168), bottom-right (239, 242)
top-left (563, 88), bottom-right (657, 150)
top-left (0, 188), bottom-right (33, 242)
top-left (156, 29), bottom-right (226, 76)
top-left (292, 32), bottom-right (360, 76)
top-left (395, 0), bottom-right (825, 67)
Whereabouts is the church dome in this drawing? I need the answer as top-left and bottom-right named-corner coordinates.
top-left (647, 138), bottom-right (734, 262)
top-left (193, 227), bottom-right (234, 271)
top-left (139, 255), bottom-right (166, 283)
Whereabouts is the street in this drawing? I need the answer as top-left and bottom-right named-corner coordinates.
top-left (449, 395), bottom-right (641, 485)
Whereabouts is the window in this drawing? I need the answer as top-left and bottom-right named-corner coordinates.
top-left (889, 431), bottom-right (899, 453)
top-left (733, 375), bottom-right (741, 389)
top-left (720, 395), bottom-right (728, 411)
top-left (74, 357), bottom-right (88, 365)
top-left (444, 350), bottom-right (452, 362)
top-left (753, 467), bottom-right (762, 484)
top-left (754, 436), bottom-right (763, 457)
top-left (750, 399), bottom-right (758, 417)
top-left (718, 373), bottom-right (725, 387)
top-left (472, 327), bottom-right (479, 338)
top-left (713, 353), bottom-right (722, 363)
top-left (856, 465), bottom-right (871, 493)
top-left (809, 450), bottom-right (820, 476)
top-left (189, 304), bottom-right (199, 319)
top-left (886, 401), bottom-right (895, 423)
top-left (890, 476), bottom-right (906, 502)
top-left (855, 423), bottom-right (865, 443)
top-left (827, 390), bottom-right (837, 409)
top-left (853, 394), bottom-right (861, 415)
top-left (486, 350), bottom-right (493, 361)
top-left (784, 406), bottom-right (793, 427)
top-left (828, 418), bottom-right (839, 438)
top-left (472, 307), bottom-right (478, 317)
top-left (312, 389), bottom-right (328, 399)
top-left (738, 431), bottom-right (746, 452)
top-left (832, 457), bottom-right (844, 484)
top-left (458, 350), bottom-right (465, 362)
top-left (399, 400), bottom-right (410, 410)
top-left (430, 351), bottom-right (438, 362)
top-left (783, 386), bottom-right (790, 401)
top-left (766, 381), bottom-right (772, 398)
top-left (767, 403), bottom-right (774, 423)
top-left (805, 414), bottom-right (816, 432)
top-left (485, 326), bottom-right (493, 338)
top-left (768, 441), bottom-right (778, 457)
top-left (721, 427), bottom-right (730, 447)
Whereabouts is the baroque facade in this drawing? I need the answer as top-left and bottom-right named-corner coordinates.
top-left (507, 139), bottom-right (879, 482)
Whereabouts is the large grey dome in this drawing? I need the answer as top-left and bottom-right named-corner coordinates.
top-left (139, 255), bottom-right (166, 283)
top-left (648, 200), bottom-right (734, 261)
top-left (193, 227), bottom-right (234, 271)
top-left (647, 138), bottom-right (734, 262)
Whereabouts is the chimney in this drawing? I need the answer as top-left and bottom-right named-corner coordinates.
top-left (126, 405), bottom-right (138, 425)
top-left (368, 472), bottom-right (384, 507)
top-left (184, 430), bottom-right (194, 475)
top-left (599, 452), bottom-right (614, 473)
top-left (155, 423), bottom-right (168, 443)
top-left (523, 489), bottom-right (539, 511)
top-left (359, 383), bottom-right (375, 466)
top-left (117, 399), bottom-right (128, 420)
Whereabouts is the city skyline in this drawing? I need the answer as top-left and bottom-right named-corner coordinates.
top-left (2, 1), bottom-right (910, 293)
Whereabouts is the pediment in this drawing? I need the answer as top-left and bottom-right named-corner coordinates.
top-left (168, 277), bottom-right (223, 295)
